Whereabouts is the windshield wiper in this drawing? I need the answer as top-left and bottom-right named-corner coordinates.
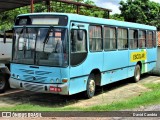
top-left (43, 26), bottom-right (54, 44)
top-left (16, 26), bottom-right (27, 58)
top-left (23, 27), bottom-right (29, 58)
top-left (17, 26), bottom-right (26, 43)
top-left (42, 26), bottom-right (54, 52)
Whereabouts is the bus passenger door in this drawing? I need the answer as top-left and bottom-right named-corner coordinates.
top-left (69, 22), bottom-right (88, 95)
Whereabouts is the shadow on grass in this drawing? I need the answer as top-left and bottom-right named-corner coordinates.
top-left (0, 74), bottom-right (150, 108)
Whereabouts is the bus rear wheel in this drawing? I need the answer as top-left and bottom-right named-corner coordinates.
top-left (84, 74), bottom-right (96, 99)
top-left (133, 64), bottom-right (141, 82)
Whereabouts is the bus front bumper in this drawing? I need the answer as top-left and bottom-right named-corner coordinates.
top-left (9, 78), bottom-right (69, 95)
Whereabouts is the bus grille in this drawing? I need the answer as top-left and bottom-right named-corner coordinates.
top-left (35, 71), bottom-right (51, 75)
top-left (23, 83), bottom-right (44, 92)
top-left (20, 69), bottom-right (51, 75)
top-left (23, 75), bottom-right (46, 83)
top-left (20, 69), bottom-right (34, 74)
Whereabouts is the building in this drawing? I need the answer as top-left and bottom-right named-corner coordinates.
top-left (151, 31), bottom-right (160, 75)
top-left (158, 32), bottom-right (160, 46)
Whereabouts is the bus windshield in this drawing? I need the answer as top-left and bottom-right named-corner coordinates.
top-left (12, 27), bottom-right (68, 67)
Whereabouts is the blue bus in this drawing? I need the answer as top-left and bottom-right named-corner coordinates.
top-left (9, 13), bottom-right (157, 98)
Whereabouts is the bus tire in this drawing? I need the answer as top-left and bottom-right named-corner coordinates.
top-left (84, 74), bottom-right (96, 99)
top-left (133, 64), bottom-right (141, 82)
top-left (0, 76), bottom-right (10, 93)
top-left (0, 76), bottom-right (6, 93)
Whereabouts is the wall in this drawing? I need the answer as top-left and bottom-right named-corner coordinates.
top-left (150, 32), bottom-right (160, 75)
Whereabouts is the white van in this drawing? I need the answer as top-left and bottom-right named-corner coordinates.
top-left (0, 31), bottom-right (12, 93)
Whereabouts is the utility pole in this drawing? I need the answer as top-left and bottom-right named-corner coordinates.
top-left (30, 0), bottom-right (34, 13)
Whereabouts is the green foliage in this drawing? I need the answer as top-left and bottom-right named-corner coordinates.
top-left (119, 0), bottom-right (160, 30)
top-left (0, 6), bottom-right (29, 31)
top-left (110, 14), bottom-right (124, 21)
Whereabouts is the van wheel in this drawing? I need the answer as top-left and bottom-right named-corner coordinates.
top-left (0, 76), bottom-right (6, 93)
top-left (133, 64), bottom-right (141, 82)
top-left (84, 74), bottom-right (96, 98)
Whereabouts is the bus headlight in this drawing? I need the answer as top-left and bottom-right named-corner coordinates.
top-left (12, 74), bottom-right (15, 77)
top-left (56, 78), bottom-right (59, 83)
top-left (50, 79), bottom-right (54, 83)
top-left (17, 75), bottom-right (20, 79)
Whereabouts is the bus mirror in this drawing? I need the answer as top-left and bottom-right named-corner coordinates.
top-left (77, 30), bottom-right (83, 41)
top-left (3, 32), bottom-right (6, 43)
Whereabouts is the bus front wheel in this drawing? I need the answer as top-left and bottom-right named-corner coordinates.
top-left (85, 74), bottom-right (96, 99)
top-left (133, 64), bottom-right (141, 82)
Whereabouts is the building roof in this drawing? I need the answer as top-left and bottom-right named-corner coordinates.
top-left (0, 0), bottom-right (39, 12)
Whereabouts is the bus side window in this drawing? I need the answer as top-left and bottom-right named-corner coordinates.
top-left (138, 30), bottom-right (146, 48)
top-left (153, 32), bottom-right (157, 47)
top-left (89, 26), bottom-right (102, 51)
top-left (104, 27), bottom-right (116, 50)
top-left (71, 30), bottom-right (86, 53)
top-left (117, 28), bottom-right (127, 49)
top-left (129, 29), bottom-right (138, 49)
top-left (147, 31), bottom-right (153, 48)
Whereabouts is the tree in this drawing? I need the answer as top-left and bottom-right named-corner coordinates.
top-left (119, 0), bottom-right (160, 30)
top-left (50, 0), bottom-right (104, 17)
top-left (110, 14), bottom-right (124, 21)
top-left (0, 6), bottom-right (29, 31)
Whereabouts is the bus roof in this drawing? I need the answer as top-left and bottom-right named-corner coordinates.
top-left (17, 12), bottom-right (156, 30)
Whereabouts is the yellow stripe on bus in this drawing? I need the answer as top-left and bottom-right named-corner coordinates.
top-left (130, 51), bottom-right (147, 62)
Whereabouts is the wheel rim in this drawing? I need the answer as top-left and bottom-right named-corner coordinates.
top-left (0, 77), bottom-right (5, 89)
top-left (89, 79), bottom-right (95, 94)
top-left (135, 66), bottom-right (140, 81)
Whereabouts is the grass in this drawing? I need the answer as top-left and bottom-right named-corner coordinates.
top-left (0, 83), bottom-right (160, 111)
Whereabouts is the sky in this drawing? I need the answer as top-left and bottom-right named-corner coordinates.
top-left (91, 0), bottom-right (160, 14)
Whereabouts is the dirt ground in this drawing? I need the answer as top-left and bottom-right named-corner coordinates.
top-left (0, 74), bottom-right (160, 109)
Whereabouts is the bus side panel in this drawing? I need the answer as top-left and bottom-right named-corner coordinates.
top-left (128, 48), bottom-right (157, 76)
top-left (128, 66), bottom-right (135, 78)
top-left (128, 49), bottom-right (140, 77)
top-left (83, 52), bottom-right (103, 72)
top-left (69, 65), bottom-right (87, 95)
top-left (101, 72), bottom-right (111, 85)
top-left (101, 50), bottom-right (129, 85)
top-left (146, 48), bottom-right (157, 72)
top-left (70, 52), bottom-right (103, 78)
top-left (101, 67), bottom-right (129, 86)
top-left (60, 67), bottom-right (70, 79)
top-left (146, 48), bottom-right (157, 62)
top-left (69, 52), bottom-right (103, 95)
top-left (69, 76), bottom-right (88, 95)
top-left (147, 62), bottom-right (156, 72)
